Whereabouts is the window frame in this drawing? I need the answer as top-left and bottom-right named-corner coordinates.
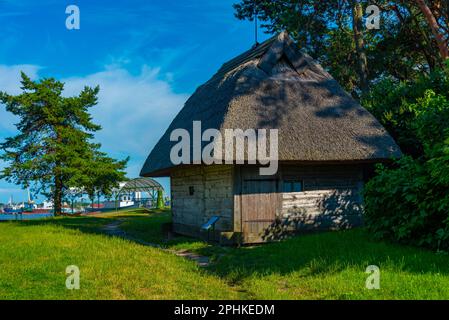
top-left (282, 179), bottom-right (304, 193)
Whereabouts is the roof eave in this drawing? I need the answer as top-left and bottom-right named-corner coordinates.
top-left (140, 157), bottom-right (400, 177)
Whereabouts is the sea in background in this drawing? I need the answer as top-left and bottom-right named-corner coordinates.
top-left (0, 213), bottom-right (54, 221)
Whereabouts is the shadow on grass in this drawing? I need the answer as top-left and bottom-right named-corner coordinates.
top-left (13, 208), bottom-right (212, 251)
top-left (11, 210), bottom-right (449, 282)
top-left (12, 208), bottom-right (158, 236)
top-left (16, 216), bottom-right (109, 234)
top-left (207, 228), bottom-right (449, 283)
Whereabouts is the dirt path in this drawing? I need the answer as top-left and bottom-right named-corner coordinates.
top-left (101, 219), bottom-right (210, 267)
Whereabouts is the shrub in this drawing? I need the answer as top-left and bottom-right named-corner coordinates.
top-left (364, 157), bottom-right (449, 251)
top-left (364, 85), bottom-right (449, 251)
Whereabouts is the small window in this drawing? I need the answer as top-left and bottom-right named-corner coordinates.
top-left (189, 186), bottom-right (195, 196)
top-left (283, 180), bottom-right (303, 193)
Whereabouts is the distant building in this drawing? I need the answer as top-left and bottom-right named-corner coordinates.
top-left (42, 201), bottom-right (54, 210)
top-left (103, 178), bottom-right (164, 209)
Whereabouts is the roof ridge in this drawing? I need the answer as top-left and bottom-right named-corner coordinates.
top-left (210, 33), bottom-right (282, 81)
top-left (210, 31), bottom-right (323, 81)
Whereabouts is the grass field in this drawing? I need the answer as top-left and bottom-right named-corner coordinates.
top-left (1, 208), bottom-right (449, 300)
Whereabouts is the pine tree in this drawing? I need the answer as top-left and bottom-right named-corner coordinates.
top-left (0, 73), bottom-right (128, 215)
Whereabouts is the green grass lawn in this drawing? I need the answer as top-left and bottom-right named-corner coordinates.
top-left (0, 211), bottom-right (239, 300)
top-left (1, 208), bottom-right (449, 300)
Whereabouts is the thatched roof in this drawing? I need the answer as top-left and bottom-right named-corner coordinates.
top-left (141, 32), bottom-right (401, 177)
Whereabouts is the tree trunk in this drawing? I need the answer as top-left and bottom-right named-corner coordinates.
top-left (54, 174), bottom-right (63, 215)
top-left (398, 2), bottom-right (438, 71)
top-left (416, 0), bottom-right (449, 60)
top-left (352, 0), bottom-right (369, 94)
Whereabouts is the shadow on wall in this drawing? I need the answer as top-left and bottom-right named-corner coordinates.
top-left (261, 191), bottom-right (364, 242)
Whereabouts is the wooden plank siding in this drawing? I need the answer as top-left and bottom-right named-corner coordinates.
top-left (170, 163), bottom-right (365, 244)
top-left (234, 164), bottom-right (364, 243)
top-left (233, 165), bottom-right (282, 243)
top-left (241, 179), bottom-right (279, 242)
top-left (280, 164), bottom-right (364, 228)
top-left (170, 165), bottom-right (234, 239)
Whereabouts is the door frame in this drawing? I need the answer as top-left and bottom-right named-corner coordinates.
top-left (236, 166), bottom-right (282, 242)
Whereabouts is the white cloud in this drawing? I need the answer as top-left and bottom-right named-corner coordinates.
top-left (0, 64), bottom-right (40, 93)
top-left (62, 65), bottom-right (188, 160)
top-left (0, 64), bottom-right (40, 131)
top-left (0, 64), bottom-right (188, 180)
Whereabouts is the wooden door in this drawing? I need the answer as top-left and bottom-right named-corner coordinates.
top-left (241, 179), bottom-right (279, 242)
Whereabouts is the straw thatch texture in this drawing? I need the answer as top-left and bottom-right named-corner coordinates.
top-left (141, 32), bottom-right (401, 177)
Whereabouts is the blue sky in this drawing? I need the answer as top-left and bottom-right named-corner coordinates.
top-left (0, 0), bottom-right (271, 203)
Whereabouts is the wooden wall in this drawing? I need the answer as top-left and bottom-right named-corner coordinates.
top-left (170, 163), bottom-right (365, 243)
top-left (170, 165), bottom-right (234, 237)
top-left (233, 164), bottom-right (364, 242)
top-left (280, 164), bottom-right (364, 231)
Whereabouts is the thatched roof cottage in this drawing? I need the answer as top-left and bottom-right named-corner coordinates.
top-left (141, 32), bottom-right (401, 244)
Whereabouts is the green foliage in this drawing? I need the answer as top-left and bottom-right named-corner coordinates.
top-left (365, 160), bottom-right (449, 250)
top-left (82, 150), bottom-right (129, 203)
top-left (0, 73), bottom-right (128, 214)
top-left (362, 67), bottom-right (449, 156)
top-left (156, 189), bottom-right (164, 209)
top-left (364, 76), bottom-right (449, 251)
top-left (234, 0), bottom-right (445, 95)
